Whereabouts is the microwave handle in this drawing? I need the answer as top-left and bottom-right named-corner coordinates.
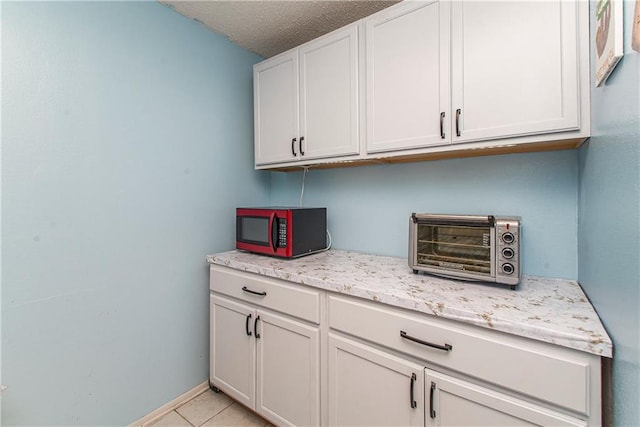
top-left (269, 212), bottom-right (277, 253)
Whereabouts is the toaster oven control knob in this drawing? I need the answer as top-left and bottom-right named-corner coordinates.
top-left (501, 247), bottom-right (515, 259)
top-left (502, 263), bottom-right (515, 275)
top-left (502, 232), bottom-right (515, 244)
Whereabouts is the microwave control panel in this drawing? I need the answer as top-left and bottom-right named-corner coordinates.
top-left (277, 219), bottom-right (287, 247)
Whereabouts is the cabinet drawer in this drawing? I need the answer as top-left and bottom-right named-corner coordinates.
top-left (210, 266), bottom-right (321, 324)
top-left (329, 295), bottom-right (593, 416)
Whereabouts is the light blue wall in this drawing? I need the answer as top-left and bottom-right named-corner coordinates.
top-left (578, 1), bottom-right (640, 425)
top-left (3, 0), bottom-right (637, 425)
top-left (271, 150), bottom-right (579, 279)
top-left (2, 1), bottom-right (269, 425)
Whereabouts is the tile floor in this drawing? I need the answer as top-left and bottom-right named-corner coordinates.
top-left (150, 388), bottom-right (272, 427)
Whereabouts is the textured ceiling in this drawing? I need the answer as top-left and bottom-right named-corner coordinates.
top-left (161, 1), bottom-right (399, 58)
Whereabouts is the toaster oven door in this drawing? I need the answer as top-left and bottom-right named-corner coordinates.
top-left (413, 216), bottom-right (495, 277)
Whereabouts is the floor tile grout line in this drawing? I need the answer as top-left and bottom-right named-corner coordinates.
top-left (175, 388), bottom-right (222, 426)
top-left (171, 388), bottom-right (272, 427)
top-left (174, 410), bottom-right (195, 427)
top-left (196, 399), bottom-right (237, 427)
top-left (174, 388), bottom-right (210, 425)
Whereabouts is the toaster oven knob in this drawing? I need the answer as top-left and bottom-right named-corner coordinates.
top-left (502, 232), bottom-right (515, 244)
top-left (502, 263), bottom-right (515, 275)
top-left (501, 247), bottom-right (515, 259)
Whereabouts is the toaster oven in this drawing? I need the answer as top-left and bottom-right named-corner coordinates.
top-left (409, 214), bottom-right (521, 289)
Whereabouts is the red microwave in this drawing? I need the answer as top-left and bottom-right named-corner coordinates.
top-left (236, 207), bottom-right (327, 258)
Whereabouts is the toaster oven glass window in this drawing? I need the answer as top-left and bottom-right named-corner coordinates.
top-left (416, 224), bottom-right (491, 276)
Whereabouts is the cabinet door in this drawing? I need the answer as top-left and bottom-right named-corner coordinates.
top-left (450, 1), bottom-right (580, 143)
top-left (254, 50), bottom-right (299, 165)
top-left (256, 310), bottom-right (320, 427)
top-left (210, 295), bottom-right (255, 409)
top-left (365, 0), bottom-right (450, 153)
top-left (328, 333), bottom-right (424, 427)
top-left (299, 24), bottom-right (360, 160)
top-left (425, 369), bottom-right (586, 426)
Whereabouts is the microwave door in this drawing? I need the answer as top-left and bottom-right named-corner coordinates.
top-left (238, 215), bottom-right (274, 251)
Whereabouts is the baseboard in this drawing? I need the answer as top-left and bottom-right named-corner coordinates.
top-left (129, 380), bottom-right (209, 426)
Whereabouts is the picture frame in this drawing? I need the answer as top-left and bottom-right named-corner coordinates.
top-left (633, 0), bottom-right (640, 52)
top-left (595, 0), bottom-right (624, 86)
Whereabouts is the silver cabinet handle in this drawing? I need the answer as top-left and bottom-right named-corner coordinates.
top-left (455, 109), bottom-right (461, 137)
top-left (440, 112), bottom-right (445, 139)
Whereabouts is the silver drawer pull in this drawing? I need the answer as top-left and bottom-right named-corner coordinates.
top-left (400, 330), bottom-right (452, 352)
top-left (242, 286), bottom-right (267, 297)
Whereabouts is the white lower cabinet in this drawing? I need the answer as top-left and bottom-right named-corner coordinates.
top-left (210, 266), bottom-right (603, 426)
top-left (326, 332), bottom-right (587, 427)
top-left (256, 310), bottom-right (320, 426)
top-left (209, 267), bottom-right (321, 427)
top-left (328, 295), bottom-right (601, 426)
top-left (328, 333), bottom-right (425, 427)
top-left (425, 369), bottom-right (586, 426)
top-left (210, 296), bottom-right (255, 408)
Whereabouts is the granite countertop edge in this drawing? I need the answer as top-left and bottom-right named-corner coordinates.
top-left (206, 250), bottom-right (612, 358)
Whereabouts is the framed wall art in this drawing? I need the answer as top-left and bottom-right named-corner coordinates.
top-left (595, 0), bottom-right (624, 86)
top-left (633, 0), bottom-right (640, 52)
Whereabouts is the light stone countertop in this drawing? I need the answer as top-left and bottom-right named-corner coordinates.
top-left (206, 249), bottom-right (612, 358)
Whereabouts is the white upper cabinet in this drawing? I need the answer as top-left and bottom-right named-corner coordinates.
top-left (365, 0), bottom-right (450, 153)
top-left (253, 0), bottom-right (589, 170)
top-left (299, 24), bottom-right (360, 160)
top-left (450, 1), bottom-right (581, 143)
top-left (365, 0), bottom-right (587, 154)
top-left (254, 24), bottom-right (359, 167)
top-left (253, 51), bottom-right (299, 165)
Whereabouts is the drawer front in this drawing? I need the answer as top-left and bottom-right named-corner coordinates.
top-left (329, 295), bottom-right (592, 416)
top-left (210, 266), bottom-right (321, 324)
